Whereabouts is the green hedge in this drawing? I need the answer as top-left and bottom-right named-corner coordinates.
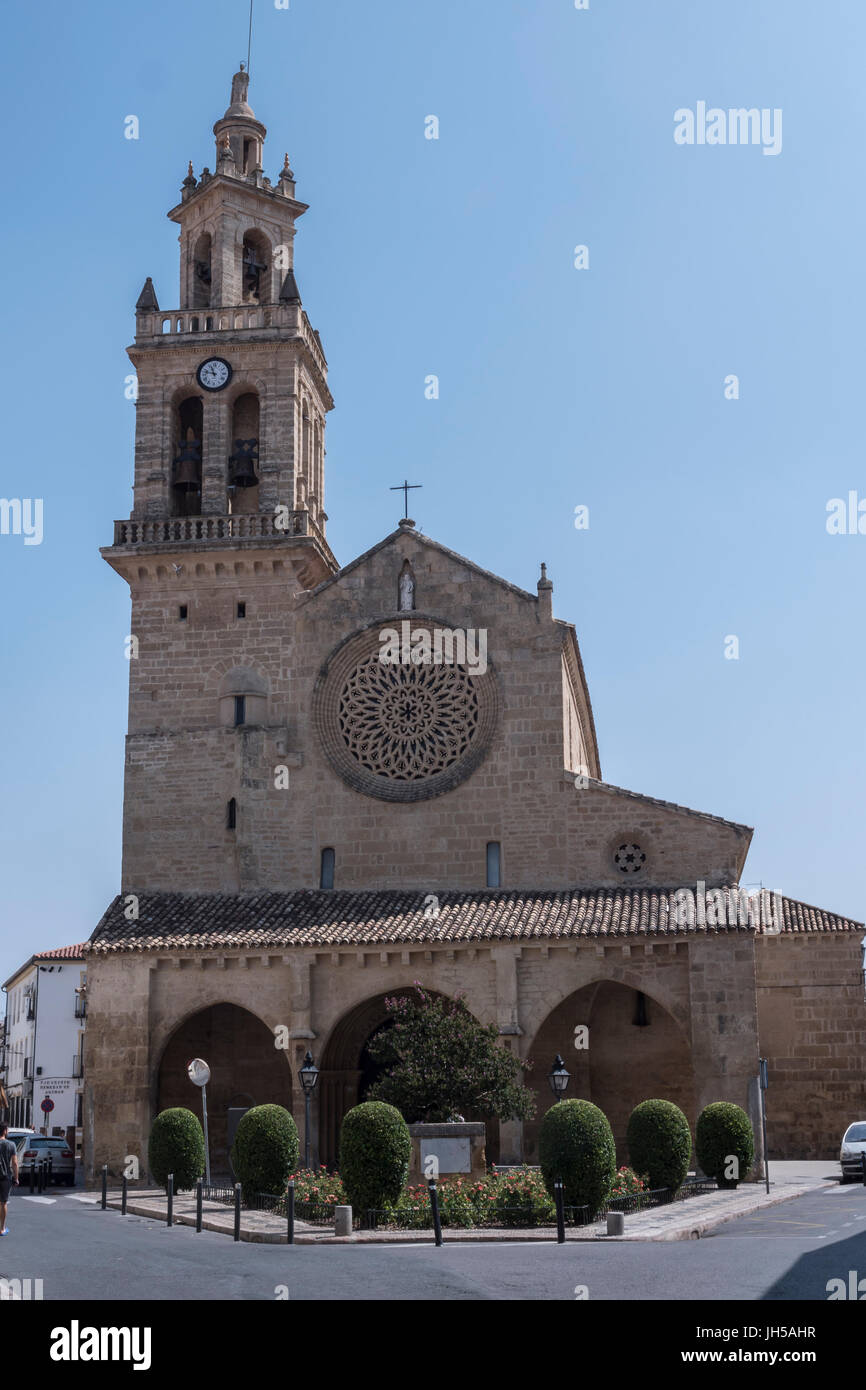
top-left (626, 1099), bottom-right (692, 1192)
top-left (148, 1108), bottom-right (205, 1192)
top-left (339, 1102), bottom-right (411, 1216)
top-left (231, 1104), bottom-right (299, 1201)
top-left (538, 1099), bottom-right (616, 1215)
top-left (695, 1102), bottom-right (754, 1188)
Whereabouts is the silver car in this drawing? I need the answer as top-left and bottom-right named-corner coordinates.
top-left (839, 1122), bottom-right (866, 1181)
top-left (18, 1135), bottom-right (75, 1186)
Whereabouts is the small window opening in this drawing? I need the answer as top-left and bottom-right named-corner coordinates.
top-left (486, 842), bottom-right (501, 889)
top-left (237, 602), bottom-right (246, 619)
top-left (234, 695), bottom-right (246, 727)
top-left (320, 847), bottom-right (335, 890)
top-left (179, 605), bottom-right (188, 620)
top-left (226, 798), bottom-right (237, 830)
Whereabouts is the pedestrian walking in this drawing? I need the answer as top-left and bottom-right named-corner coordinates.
top-left (0, 1122), bottom-right (20, 1236)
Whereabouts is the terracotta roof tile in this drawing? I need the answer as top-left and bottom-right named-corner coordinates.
top-left (85, 889), bottom-right (863, 954)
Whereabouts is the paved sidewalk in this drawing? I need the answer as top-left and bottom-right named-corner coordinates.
top-left (103, 1165), bottom-right (838, 1244)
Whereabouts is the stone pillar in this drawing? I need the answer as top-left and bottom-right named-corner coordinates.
top-left (85, 958), bottom-right (153, 1187)
top-left (492, 945), bottom-right (524, 1164)
top-left (688, 935), bottom-right (761, 1175)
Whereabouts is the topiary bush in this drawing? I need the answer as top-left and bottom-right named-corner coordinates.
top-left (537, 1099), bottom-right (616, 1215)
top-left (148, 1108), bottom-right (206, 1192)
top-left (339, 1102), bottom-right (411, 1218)
top-left (626, 1099), bottom-right (692, 1192)
top-left (231, 1104), bottom-right (299, 1200)
top-left (695, 1102), bottom-right (755, 1189)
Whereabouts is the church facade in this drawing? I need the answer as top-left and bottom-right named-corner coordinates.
top-left (85, 70), bottom-right (865, 1181)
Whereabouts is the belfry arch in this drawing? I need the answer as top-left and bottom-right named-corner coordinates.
top-left (155, 1002), bottom-right (292, 1178)
top-left (524, 981), bottom-right (695, 1165)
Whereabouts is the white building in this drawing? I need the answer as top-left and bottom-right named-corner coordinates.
top-left (1, 945), bottom-right (86, 1146)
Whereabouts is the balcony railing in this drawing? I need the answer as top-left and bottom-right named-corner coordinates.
top-left (74, 994), bottom-right (87, 1019)
top-left (23, 1058), bottom-right (33, 1079)
top-left (134, 304), bottom-right (328, 377)
top-left (72, 1054), bottom-right (84, 1079)
top-left (111, 509), bottom-right (325, 549)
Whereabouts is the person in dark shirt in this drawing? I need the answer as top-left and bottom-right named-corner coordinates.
top-left (0, 1123), bottom-right (20, 1235)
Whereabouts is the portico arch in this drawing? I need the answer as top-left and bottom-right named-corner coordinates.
top-left (155, 1002), bottom-right (292, 1178)
top-left (525, 981), bottom-right (695, 1166)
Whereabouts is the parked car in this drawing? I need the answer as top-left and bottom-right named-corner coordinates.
top-left (7, 1128), bottom-right (34, 1155)
top-left (839, 1122), bottom-right (866, 1181)
top-left (19, 1136), bottom-right (75, 1186)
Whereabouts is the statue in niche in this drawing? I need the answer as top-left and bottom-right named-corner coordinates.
top-left (398, 561), bottom-right (415, 612)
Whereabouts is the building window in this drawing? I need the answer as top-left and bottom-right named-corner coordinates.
top-left (486, 842), bottom-right (502, 889)
top-left (237, 602), bottom-right (246, 619)
top-left (179, 605), bottom-right (188, 621)
top-left (320, 847), bottom-right (335, 890)
top-left (614, 843), bottom-right (646, 875)
top-left (227, 798), bottom-right (237, 830)
top-left (234, 695), bottom-right (246, 727)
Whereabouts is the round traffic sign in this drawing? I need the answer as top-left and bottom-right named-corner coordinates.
top-left (187, 1058), bottom-right (210, 1087)
top-left (40, 1097), bottom-right (54, 1114)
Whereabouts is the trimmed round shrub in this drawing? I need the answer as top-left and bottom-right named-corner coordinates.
top-left (626, 1099), bottom-right (692, 1192)
top-left (339, 1102), bottom-right (411, 1218)
top-left (538, 1099), bottom-right (616, 1215)
top-left (148, 1108), bottom-right (206, 1192)
top-left (696, 1102), bottom-right (754, 1189)
top-left (231, 1104), bottom-right (299, 1200)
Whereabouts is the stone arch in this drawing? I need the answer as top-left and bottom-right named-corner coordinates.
top-left (317, 986), bottom-right (495, 1169)
top-left (155, 1002), bottom-right (292, 1179)
top-left (524, 980), bottom-right (695, 1166)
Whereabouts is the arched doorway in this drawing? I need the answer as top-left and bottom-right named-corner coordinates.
top-left (156, 1003), bottom-right (292, 1178)
top-left (525, 982), bottom-right (695, 1165)
top-left (317, 990), bottom-right (499, 1169)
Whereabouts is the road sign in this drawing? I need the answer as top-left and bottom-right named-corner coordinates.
top-left (40, 1097), bottom-right (54, 1114)
top-left (187, 1058), bottom-right (210, 1087)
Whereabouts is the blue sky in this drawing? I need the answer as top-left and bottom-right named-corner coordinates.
top-left (1, 0), bottom-right (864, 983)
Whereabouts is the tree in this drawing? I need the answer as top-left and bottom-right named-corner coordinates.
top-left (365, 986), bottom-right (535, 1124)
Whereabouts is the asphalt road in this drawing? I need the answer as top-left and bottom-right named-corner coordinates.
top-left (2, 1181), bottom-right (865, 1301)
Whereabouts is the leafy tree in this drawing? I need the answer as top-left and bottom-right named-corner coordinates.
top-left (366, 986), bottom-right (535, 1124)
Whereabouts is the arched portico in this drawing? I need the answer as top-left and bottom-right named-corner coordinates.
top-left (525, 981), bottom-right (695, 1165)
top-left (155, 1002), bottom-right (292, 1178)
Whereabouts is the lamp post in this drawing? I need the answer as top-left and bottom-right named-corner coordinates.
top-left (299, 1050), bottom-right (319, 1169)
top-left (548, 1054), bottom-right (570, 1101)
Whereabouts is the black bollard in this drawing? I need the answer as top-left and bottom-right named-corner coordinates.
top-left (29, 1159), bottom-right (35, 1195)
top-left (101, 1164), bottom-right (107, 1210)
top-left (286, 1180), bottom-right (295, 1245)
top-left (233, 1184), bottom-right (242, 1242)
top-left (555, 1179), bottom-right (566, 1245)
top-left (166, 1173), bottom-right (174, 1227)
top-left (121, 1174), bottom-right (128, 1215)
top-left (861, 1151), bottom-right (866, 1188)
top-left (195, 1179), bottom-right (203, 1233)
top-left (428, 1178), bottom-right (443, 1248)
top-left (47, 1155), bottom-right (53, 1189)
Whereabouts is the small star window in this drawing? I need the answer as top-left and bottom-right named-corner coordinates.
top-left (614, 843), bottom-right (646, 874)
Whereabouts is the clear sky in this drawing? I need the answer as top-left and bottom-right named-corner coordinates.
top-left (1, 0), bottom-right (864, 986)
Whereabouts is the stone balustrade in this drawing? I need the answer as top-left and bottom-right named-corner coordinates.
top-left (112, 510), bottom-right (325, 548)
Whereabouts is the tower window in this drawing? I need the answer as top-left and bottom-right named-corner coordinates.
top-left (234, 696), bottom-right (246, 727)
top-left (226, 798), bottom-right (237, 830)
top-left (237, 602), bottom-right (246, 619)
top-left (486, 842), bottom-right (502, 889)
top-left (179, 605), bottom-right (188, 621)
top-left (320, 848), bottom-right (335, 891)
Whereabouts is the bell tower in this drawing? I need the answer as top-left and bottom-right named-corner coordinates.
top-left (110, 65), bottom-right (335, 558)
top-left (102, 69), bottom-right (339, 896)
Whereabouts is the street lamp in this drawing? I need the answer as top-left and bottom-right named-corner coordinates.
top-left (548, 1054), bottom-right (570, 1101)
top-left (299, 1050), bottom-right (319, 1169)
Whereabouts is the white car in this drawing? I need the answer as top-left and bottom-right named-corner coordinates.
top-left (6, 1128), bottom-right (34, 1154)
top-left (839, 1122), bottom-right (866, 1181)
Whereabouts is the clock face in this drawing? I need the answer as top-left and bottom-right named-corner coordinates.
top-left (196, 357), bottom-right (232, 391)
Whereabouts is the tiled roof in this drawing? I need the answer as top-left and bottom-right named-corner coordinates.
top-left (87, 889), bottom-right (863, 954)
top-left (34, 944), bottom-right (87, 961)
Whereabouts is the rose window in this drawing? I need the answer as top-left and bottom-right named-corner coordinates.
top-left (614, 843), bottom-right (646, 874)
top-left (337, 655), bottom-right (480, 781)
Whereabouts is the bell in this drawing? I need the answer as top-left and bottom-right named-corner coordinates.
top-left (229, 438), bottom-right (259, 489)
top-left (173, 431), bottom-right (202, 491)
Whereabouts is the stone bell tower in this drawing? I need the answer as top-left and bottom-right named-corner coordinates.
top-left (115, 64), bottom-right (335, 547)
top-left (102, 69), bottom-right (339, 896)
